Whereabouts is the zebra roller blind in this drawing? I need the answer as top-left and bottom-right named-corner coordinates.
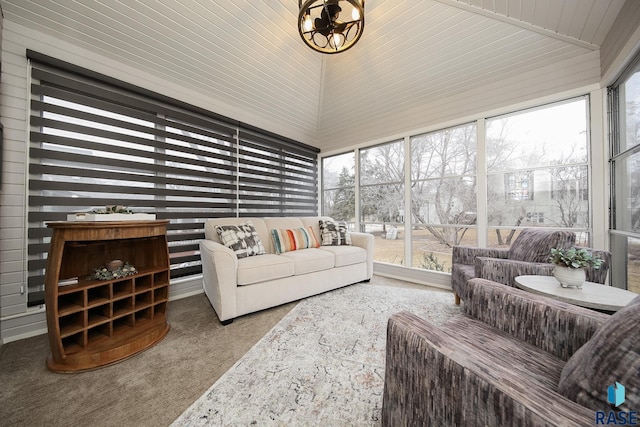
top-left (27, 51), bottom-right (319, 306)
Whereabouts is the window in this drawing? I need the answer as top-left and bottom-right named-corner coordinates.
top-left (505, 171), bottom-right (533, 201)
top-left (526, 212), bottom-right (544, 224)
top-left (320, 96), bottom-right (594, 275)
top-left (27, 51), bottom-right (318, 306)
top-left (609, 50), bottom-right (640, 293)
top-left (360, 141), bottom-right (404, 265)
top-left (237, 130), bottom-right (318, 216)
top-left (410, 123), bottom-right (477, 271)
top-left (486, 97), bottom-right (590, 246)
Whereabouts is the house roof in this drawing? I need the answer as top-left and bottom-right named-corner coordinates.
top-left (1, 0), bottom-right (634, 152)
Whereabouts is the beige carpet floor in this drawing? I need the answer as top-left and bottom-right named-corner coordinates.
top-left (0, 276), bottom-right (451, 427)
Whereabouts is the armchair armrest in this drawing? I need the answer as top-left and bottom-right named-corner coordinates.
top-left (452, 245), bottom-right (508, 265)
top-left (349, 231), bottom-right (374, 279)
top-left (464, 278), bottom-right (608, 360)
top-left (382, 311), bottom-right (594, 426)
top-left (576, 247), bottom-right (611, 284)
top-left (199, 239), bottom-right (239, 322)
top-left (475, 257), bottom-right (555, 287)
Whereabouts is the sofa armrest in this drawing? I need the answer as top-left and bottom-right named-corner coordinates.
top-left (464, 278), bottom-right (608, 360)
top-left (350, 231), bottom-right (374, 279)
top-left (475, 257), bottom-right (555, 287)
top-left (199, 239), bottom-right (239, 322)
top-left (452, 245), bottom-right (508, 265)
top-left (382, 311), bottom-right (594, 426)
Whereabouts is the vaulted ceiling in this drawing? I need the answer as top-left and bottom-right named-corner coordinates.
top-left (0, 0), bottom-right (633, 152)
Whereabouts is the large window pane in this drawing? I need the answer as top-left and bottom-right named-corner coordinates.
top-left (486, 98), bottom-right (590, 233)
top-left (360, 141), bottom-right (404, 265)
top-left (610, 53), bottom-right (640, 291)
top-left (410, 123), bottom-right (477, 270)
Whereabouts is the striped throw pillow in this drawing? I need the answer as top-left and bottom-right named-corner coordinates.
top-left (271, 227), bottom-right (320, 254)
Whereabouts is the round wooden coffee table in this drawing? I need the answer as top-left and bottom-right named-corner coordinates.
top-left (514, 275), bottom-right (638, 312)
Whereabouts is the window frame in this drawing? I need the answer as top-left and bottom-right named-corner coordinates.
top-left (320, 96), bottom-right (595, 275)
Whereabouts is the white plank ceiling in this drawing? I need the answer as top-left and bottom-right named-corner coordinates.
top-left (0, 0), bottom-right (629, 152)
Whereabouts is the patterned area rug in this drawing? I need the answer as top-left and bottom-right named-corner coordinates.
top-left (171, 283), bottom-right (461, 426)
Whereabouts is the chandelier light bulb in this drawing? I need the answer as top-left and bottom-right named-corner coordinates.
top-left (303, 13), bottom-right (313, 32)
top-left (352, 8), bottom-right (360, 20)
top-left (333, 33), bottom-right (342, 48)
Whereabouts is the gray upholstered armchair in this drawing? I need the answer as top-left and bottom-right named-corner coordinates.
top-left (451, 228), bottom-right (611, 304)
top-left (382, 278), bottom-right (640, 426)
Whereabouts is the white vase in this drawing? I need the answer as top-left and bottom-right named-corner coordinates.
top-left (553, 266), bottom-right (586, 289)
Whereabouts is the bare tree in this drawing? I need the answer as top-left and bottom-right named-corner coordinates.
top-left (411, 125), bottom-right (477, 246)
top-left (552, 165), bottom-right (587, 227)
top-left (359, 142), bottom-right (404, 226)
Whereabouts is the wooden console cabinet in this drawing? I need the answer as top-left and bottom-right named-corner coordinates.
top-left (44, 220), bottom-right (171, 373)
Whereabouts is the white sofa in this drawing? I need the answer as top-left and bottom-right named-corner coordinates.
top-left (200, 216), bottom-right (374, 324)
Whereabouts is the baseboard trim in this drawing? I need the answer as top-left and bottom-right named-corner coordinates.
top-left (373, 262), bottom-right (453, 291)
top-left (169, 275), bottom-right (204, 300)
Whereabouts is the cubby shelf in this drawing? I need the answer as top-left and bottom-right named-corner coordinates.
top-left (44, 220), bottom-right (170, 373)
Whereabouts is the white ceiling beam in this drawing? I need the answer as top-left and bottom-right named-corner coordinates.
top-left (433, 0), bottom-right (600, 51)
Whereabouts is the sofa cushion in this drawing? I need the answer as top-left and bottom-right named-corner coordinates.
top-left (558, 295), bottom-right (640, 412)
top-left (280, 248), bottom-right (335, 275)
top-left (318, 245), bottom-right (367, 267)
top-left (237, 254), bottom-right (294, 286)
top-left (319, 219), bottom-right (351, 246)
top-left (508, 228), bottom-right (576, 262)
top-left (270, 227), bottom-right (320, 254)
top-left (214, 221), bottom-right (266, 259)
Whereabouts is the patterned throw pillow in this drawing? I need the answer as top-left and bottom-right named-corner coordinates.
top-left (271, 227), bottom-right (320, 254)
top-left (318, 219), bottom-right (352, 246)
top-left (214, 221), bottom-right (266, 259)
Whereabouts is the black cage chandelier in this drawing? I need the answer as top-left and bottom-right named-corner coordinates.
top-left (298, 0), bottom-right (365, 54)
